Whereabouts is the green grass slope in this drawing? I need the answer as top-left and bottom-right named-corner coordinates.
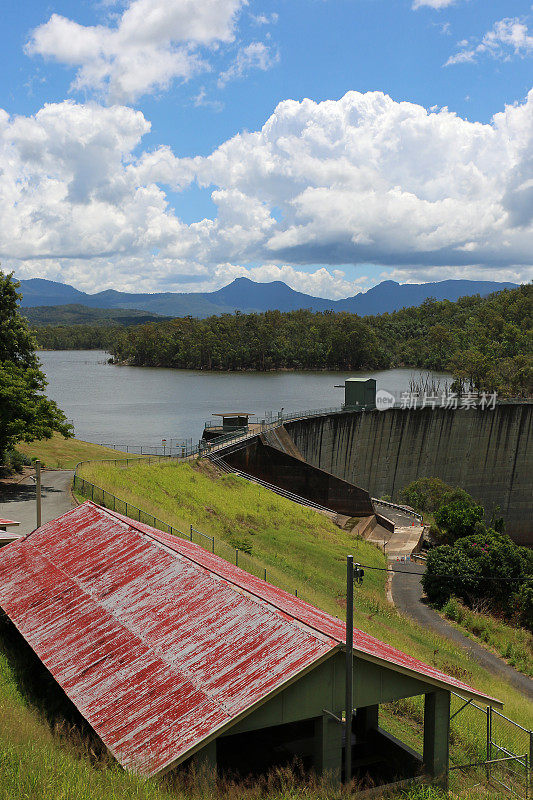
top-left (17, 434), bottom-right (135, 470)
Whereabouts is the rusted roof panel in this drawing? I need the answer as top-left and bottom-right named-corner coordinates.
top-left (0, 502), bottom-right (500, 777)
top-left (0, 503), bottom-right (335, 776)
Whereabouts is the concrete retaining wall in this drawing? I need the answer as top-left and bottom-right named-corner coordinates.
top-left (222, 436), bottom-right (375, 518)
top-left (285, 403), bottom-right (533, 545)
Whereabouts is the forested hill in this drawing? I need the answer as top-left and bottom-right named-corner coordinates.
top-left (23, 303), bottom-right (167, 327)
top-left (100, 284), bottom-right (530, 395)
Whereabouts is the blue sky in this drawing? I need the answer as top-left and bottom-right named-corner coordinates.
top-left (1, 0), bottom-right (532, 297)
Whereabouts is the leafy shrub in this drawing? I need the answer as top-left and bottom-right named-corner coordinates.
top-left (422, 529), bottom-right (533, 628)
top-left (517, 577), bottom-right (533, 630)
top-left (434, 499), bottom-right (485, 543)
top-left (398, 477), bottom-right (475, 514)
top-left (441, 596), bottom-right (462, 622)
top-left (2, 448), bottom-right (31, 473)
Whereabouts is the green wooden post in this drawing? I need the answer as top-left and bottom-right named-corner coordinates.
top-left (423, 690), bottom-right (450, 787)
top-left (314, 714), bottom-right (342, 787)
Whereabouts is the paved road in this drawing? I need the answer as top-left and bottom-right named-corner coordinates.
top-left (0, 470), bottom-right (74, 537)
top-left (368, 505), bottom-right (424, 560)
top-left (392, 562), bottom-right (533, 700)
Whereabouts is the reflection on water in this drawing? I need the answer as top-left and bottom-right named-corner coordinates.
top-left (38, 350), bottom-right (451, 448)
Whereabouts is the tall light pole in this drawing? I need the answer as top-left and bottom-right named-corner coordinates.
top-left (345, 555), bottom-right (354, 785)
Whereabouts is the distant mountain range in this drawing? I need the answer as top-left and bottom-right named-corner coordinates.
top-left (16, 276), bottom-right (519, 321)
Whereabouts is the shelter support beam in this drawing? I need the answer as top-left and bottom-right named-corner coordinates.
top-left (423, 690), bottom-right (450, 786)
top-left (314, 714), bottom-right (342, 786)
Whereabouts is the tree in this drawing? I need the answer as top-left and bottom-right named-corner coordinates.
top-left (399, 477), bottom-right (475, 514)
top-left (0, 271), bottom-right (72, 463)
top-left (434, 498), bottom-right (485, 544)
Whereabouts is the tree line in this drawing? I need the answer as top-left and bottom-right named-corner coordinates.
top-left (34, 284), bottom-right (532, 395)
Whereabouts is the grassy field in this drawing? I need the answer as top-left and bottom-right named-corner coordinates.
top-left (0, 455), bottom-right (530, 799)
top-left (17, 434), bottom-right (133, 469)
top-left (441, 597), bottom-right (533, 678)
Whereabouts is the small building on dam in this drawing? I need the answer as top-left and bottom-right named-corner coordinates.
top-left (0, 502), bottom-right (500, 787)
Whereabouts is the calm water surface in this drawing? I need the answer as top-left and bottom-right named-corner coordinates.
top-left (38, 350), bottom-right (451, 448)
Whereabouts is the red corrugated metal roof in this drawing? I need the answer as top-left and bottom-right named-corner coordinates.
top-left (0, 502), bottom-right (500, 777)
top-left (0, 518), bottom-right (20, 526)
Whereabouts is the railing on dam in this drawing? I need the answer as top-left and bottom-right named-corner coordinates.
top-left (372, 498), bottom-right (423, 523)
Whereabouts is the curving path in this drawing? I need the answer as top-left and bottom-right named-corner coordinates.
top-left (392, 562), bottom-right (533, 700)
top-left (0, 470), bottom-right (74, 537)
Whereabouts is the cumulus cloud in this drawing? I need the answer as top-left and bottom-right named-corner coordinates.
top-left (446, 17), bottom-right (533, 66)
top-left (149, 90), bottom-right (533, 272)
top-left (25, 0), bottom-right (247, 102)
top-left (2, 92), bottom-right (533, 296)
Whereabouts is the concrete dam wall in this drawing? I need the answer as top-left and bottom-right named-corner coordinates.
top-left (285, 403), bottom-right (532, 545)
top-left (222, 434), bottom-right (375, 519)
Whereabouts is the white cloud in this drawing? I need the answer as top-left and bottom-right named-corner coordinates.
top-left (384, 266), bottom-right (526, 284)
top-left (446, 17), bottom-right (533, 66)
top-left (218, 42), bottom-right (279, 88)
top-left (413, 0), bottom-right (459, 9)
top-left (2, 92), bottom-right (533, 296)
top-left (251, 12), bottom-right (279, 26)
top-left (25, 0), bottom-right (248, 102)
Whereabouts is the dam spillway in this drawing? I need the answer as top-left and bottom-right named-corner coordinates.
top-left (281, 403), bottom-right (532, 545)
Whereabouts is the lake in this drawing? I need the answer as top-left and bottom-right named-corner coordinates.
top-left (38, 350), bottom-right (452, 450)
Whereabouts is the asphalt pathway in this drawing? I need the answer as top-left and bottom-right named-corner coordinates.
top-left (392, 562), bottom-right (533, 700)
top-left (0, 470), bottom-right (74, 537)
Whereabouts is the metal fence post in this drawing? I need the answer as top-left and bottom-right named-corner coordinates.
top-left (211, 537), bottom-right (215, 554)
top-left (264, 568), bottom-right (267, 582)
top-left (486, 706), bottom-right (491, 783)
top-left (235, 549), bottom-right (239, 567)
top-left (190, 524), bottom-right (193, 542)
top-left (91, 484), bottom-right (94, 500)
